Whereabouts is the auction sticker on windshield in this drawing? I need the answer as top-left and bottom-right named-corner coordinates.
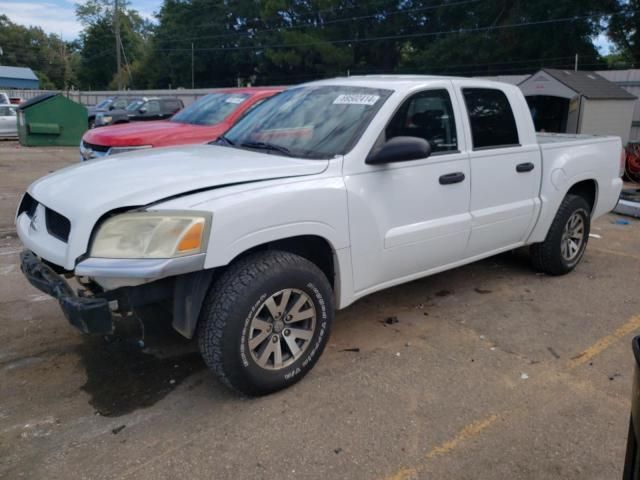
top-left (333, 94), bottom-right (380, 106)
top-left (225, 96), bottom-right (246, 104)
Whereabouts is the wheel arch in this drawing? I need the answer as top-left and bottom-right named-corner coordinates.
top-left (528, 177), bottom-right (599, 244)
top-left (230, 234), bottom-right (338, 289)
top-left (566, 179), bottom-right (598, 215)
top-left (174, 234), bottom-right (347, 339)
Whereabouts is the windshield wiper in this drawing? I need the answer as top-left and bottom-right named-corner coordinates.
top-left (240, 141), bottom-right (292, 156)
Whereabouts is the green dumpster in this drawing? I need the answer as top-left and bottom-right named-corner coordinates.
top-left (17, 93), bottom-right (87, 146)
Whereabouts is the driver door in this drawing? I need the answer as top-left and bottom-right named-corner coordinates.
top-left (345, 85), bottom-right (472, 294)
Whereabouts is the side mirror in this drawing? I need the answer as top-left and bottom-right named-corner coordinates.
top-left (139, 107), bottom-right (147, 114)
top-left (366, 136), bottom-right (431, 165)
top-left (109, 105), bottom-right (115, 110)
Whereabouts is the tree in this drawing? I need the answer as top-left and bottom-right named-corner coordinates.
top-left (399, 0), bottom-right (612, 75)
top-left (75, 0), bottom-right (151, 89)
top-left (608, 0), bottom-right (640, 66)
top-left (0, 14), bottom-right (75, 89)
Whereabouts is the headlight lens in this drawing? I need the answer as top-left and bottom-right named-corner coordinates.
top-left (101, 115), bottom-right (112, 124)
top-left (91, 212), bottom-right (210, 259)
top-left (108, 145), bottom-right (152, 155)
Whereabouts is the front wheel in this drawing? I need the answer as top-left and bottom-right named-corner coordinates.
top-left (530, 194), bottom-right (591, 275)
top-left (197, 251), bottom-right (334, 396)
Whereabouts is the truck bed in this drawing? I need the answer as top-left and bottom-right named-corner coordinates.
top-left (536, 132), bottom-right (619, 146)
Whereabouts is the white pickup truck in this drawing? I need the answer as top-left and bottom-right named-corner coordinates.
top-left (17, 76), bottom-right (624, 395)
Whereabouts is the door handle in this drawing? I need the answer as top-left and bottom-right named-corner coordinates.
top-left (516, 162), bottom-right (535, 173)
top-left (439, 172), bottom-right (466, 185)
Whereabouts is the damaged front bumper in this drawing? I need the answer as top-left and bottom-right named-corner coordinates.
top-left (20, 250), bottom-right (114, 335)
top-left (19, 250), bottom-right (214, 339)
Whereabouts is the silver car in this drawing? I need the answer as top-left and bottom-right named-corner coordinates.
top-left (0, 105), bottom-right (17, 138)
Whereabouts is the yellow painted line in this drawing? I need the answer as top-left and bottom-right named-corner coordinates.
top-left (590, 247), bottom-right (640, 262)
top-left (382, 414), bottom-right (499, 480)
top-left (384, 313), bottom-right (640, 480)
top-left (385, 467), bottom-right (418, 480)
top-left (568, 314), bottom-right (640, 369)
top-left (425, 414), bottom-right (498, 459)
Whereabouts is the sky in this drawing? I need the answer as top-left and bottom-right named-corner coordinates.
top-left (1, 0), bottom-right (616, 54)
top-left (0, 0), bottom-right (163, 40)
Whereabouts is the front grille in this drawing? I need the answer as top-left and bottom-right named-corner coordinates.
top-left (18, 193), bottom-right (71, 243)
top-left (82, 141), bottom-right (110, 152)
top-left (18, 193), bottom-right (38, 217)
top-left (45, 207), bottom-right (71, 242)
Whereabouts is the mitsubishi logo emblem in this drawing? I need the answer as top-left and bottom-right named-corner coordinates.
top-left (29, 211), bottom-right (39, 233)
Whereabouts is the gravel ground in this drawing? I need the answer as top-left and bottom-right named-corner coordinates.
top-left (1, 140), bottom-right (639, 479)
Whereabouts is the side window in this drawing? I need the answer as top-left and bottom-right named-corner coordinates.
top-left (166, 100), bottom-right (182, 112)
top-left (145, 100), bottom-right (161, 114)
top-left (114, 98), bottom-right (128, 109)
top-left (385, 89), bottom-right (458, 154)
top-left (462, 88), bottom-right (519, 149)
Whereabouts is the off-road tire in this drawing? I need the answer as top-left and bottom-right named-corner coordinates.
top-left (530, 194), bottom-right (591, 275)
top-left (197, 250), bottom-right (334, 396)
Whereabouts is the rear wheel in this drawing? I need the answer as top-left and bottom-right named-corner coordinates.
top-left (197, 251), bottom-right (334, 396)
top-left (531, 194), bottom-right (591, 275)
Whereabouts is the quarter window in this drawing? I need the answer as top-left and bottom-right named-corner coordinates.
top-left (462, 88), bottom-right (519, 149)
top-left (385, 89), bottom-right (458, 154)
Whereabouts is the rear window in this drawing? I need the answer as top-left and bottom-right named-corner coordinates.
top-left (172, 93), bottom-right (250, 125)
top-left (462, 88), bottom-right (519, 149)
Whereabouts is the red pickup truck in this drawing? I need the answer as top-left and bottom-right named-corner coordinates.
top-left (80, 87), bottom-right (282, 160)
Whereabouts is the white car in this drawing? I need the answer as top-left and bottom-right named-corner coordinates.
top-left (16, 76), bottom-right (624, 395)
top-left (0, 104), bottom-right (17, 137)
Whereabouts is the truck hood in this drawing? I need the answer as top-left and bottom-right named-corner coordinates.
top-left (83, 121), bottom-right (223, 147)
top-left (24, 144), bottom-right (328, 268)
top-left (30, 145), bottom-right (328, 218)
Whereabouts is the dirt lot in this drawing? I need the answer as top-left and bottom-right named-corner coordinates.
top-left (1, 140), bottom-right (639, 480)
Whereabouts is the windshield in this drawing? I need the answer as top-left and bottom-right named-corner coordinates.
top-left (96, 99), bottom-right (112, 109)
top-left (126, 100), bottom-right (144, 112)
top-left (221, 86), bottom-right (392, 159)
top-left (172, 93), bottom-right (250, 125)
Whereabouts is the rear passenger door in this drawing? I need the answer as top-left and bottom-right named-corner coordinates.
top-left (163, 99), bottom-right (183, 118)
top-left (457, 85), bottom-right (542, 257)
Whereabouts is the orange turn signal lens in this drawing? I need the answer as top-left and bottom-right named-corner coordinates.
top-left (177, 221), bottom-right (204, 252)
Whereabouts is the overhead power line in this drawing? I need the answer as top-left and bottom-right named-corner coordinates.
top-left (154, 12), bottom-right (618, 53)
top-left (155, 0), bottom-right (482, 45)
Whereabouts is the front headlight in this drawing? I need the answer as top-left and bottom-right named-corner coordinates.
top-left (90, 211), bottom-right (211, 259)
top-left (108, 145), bottom-right (152, 155)
top-left (101, 115), bottom-right (113, 124)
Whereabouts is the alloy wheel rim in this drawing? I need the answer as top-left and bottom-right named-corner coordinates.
top-left (248, 288), bottom-right (316, 371)
top-left (561, 212), bottom-right (585, 261)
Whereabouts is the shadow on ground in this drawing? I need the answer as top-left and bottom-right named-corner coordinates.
top-left (75, 313), bottom-right (205, 417)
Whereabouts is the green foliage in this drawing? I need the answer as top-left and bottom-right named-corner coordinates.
top-left (75, 0), bottom-right (150, 89)
top-left (608, 0), bottom-right (640, 66)
top-left (1, 0), bottom-right (634, 91)
top-left (0, 14), bottom-right (75, 89)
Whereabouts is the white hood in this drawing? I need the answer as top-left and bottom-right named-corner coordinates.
top-left (30, 145), bottom-right (328, 217)
top-left (22, 144), bottom-right (328, 268)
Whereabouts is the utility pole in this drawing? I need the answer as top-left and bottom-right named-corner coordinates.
top-left (191, 42), bottom-right (195, 89)
top-left (574, 53), bottom-right (579, 71)
top-left (114, 0), bottom-right (122, 90)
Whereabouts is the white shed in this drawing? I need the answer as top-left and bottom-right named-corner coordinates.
top-left (518, 69), bottom-right (637, 145)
